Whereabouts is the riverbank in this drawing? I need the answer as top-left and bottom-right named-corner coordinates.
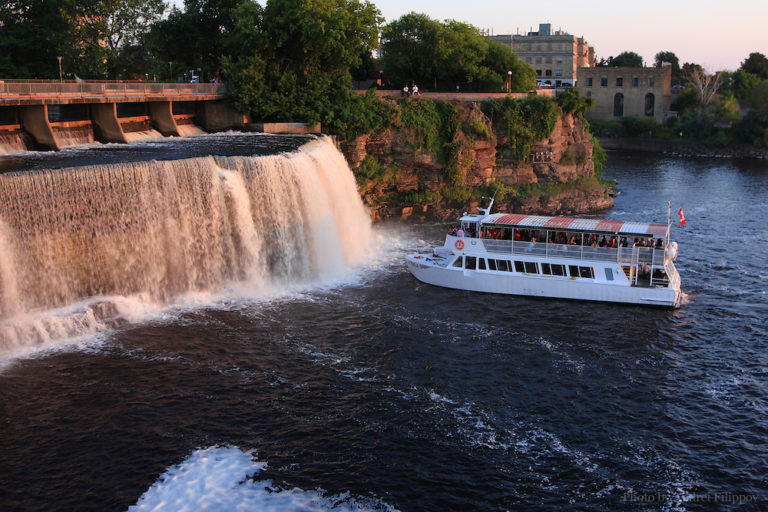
top-left (598, 137), bottom-right (768, 159)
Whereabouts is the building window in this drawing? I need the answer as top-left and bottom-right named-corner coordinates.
top-left (613, 93), bottom-right (624, 117)
top-left (545, 69), bottom-right (552, 76)
top-left (586, 77), bottom-right (593, 87)
top-left (526, 57), bottom-right (532, 63)
top-left (648, 77), bottom-right (654, 87)
top-left (645, 93), bottom-right (655, 116)
top-left (536, 57), bottom-right (542, 64)
top-left (536, 69), bottom-right (542, 77)
top-left (600, 77), bottom-right (608, 87)
top-left (545, 56), bottom-right (552, 64)
top-left (632, 77), bottom-right (639, 87)
top-left (556, 57), bottom-right (563, 63)
top-left (616, 77), bottom-right (623, 87)
top-left (555, 69), bottom-right (563, 76)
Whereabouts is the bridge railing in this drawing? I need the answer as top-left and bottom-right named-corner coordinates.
top-left (0, 80), bottom-right (226, 97)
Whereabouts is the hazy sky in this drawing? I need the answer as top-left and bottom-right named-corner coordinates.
top-left (170, 0), bottom-right (767, 71)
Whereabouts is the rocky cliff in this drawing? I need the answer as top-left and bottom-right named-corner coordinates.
top-left (338, 99), bottom-right (613, 221)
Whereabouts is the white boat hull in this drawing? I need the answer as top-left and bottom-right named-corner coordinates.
top-left (406, 254), bottom-right (681, 308)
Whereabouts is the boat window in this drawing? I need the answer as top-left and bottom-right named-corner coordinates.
top-left (465, 256), bottom-right (477, 270)
top-left (487, 259), bottom-right (497, 271)
top-left (499, 260), bottom-right (510, 272)
top-left (514, 261), bottom-right (525, 273)
top-left (580, 266), bottom-right (594, 279)
top-left (452, 257), bottom-right (463, 268)
top-left (605, 268), bottom-right (614, 281)
top-left (524, 262), bottom-right (538, 274)
top-left (479, 258), bottom-right (487, 270)
top-left (569, 265), bottom-right (579, 277)
top-left (541, 263), bottom-right (552, 275)
top-left (551, 264), bottom-right (566, 276)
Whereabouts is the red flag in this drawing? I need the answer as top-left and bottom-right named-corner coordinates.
top-left (678, 207), bottom-right (686, 227)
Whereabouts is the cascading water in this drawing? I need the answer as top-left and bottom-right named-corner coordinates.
top-left (0, 137), bottom-right (371, 352)
top-left (0, 131), bottom-right (30, 154)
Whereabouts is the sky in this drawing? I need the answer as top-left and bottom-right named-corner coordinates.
top-left (170, 0), bottom-right (767, 71)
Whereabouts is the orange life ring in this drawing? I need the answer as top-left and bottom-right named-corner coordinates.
top-left (455, 240), bottom-right (465, 250)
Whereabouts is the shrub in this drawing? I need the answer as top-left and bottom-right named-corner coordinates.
top-left (482, 96), bottom-right (559, 162)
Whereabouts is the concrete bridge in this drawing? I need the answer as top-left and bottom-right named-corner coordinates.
top-left (0, 80), bottom-right (247, 150)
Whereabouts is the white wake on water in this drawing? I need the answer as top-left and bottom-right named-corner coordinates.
top-left (127, 445), bottom-right (397, 512)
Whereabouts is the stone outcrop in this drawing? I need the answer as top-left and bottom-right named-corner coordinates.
top-left (338, 99), bottom-right (613, 222)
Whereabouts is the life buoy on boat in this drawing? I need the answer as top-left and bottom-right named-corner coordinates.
top-left (455, 240), bottom-right (465, 250)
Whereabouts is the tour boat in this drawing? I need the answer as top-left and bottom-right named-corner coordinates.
top-left (406, 199), bottom-right (682, 308)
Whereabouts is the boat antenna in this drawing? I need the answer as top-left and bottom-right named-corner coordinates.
top-left (666, 201), bottom-right (671, 246)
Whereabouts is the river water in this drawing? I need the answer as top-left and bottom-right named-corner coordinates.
top-left (0, 137), bottom-right (766, 511)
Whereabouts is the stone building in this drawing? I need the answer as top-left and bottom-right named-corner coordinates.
top-left (575, 66), bottom-right (672, 123)
top-left (487, 23), bottom-right (595, 87)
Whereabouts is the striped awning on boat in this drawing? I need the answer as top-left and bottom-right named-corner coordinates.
top-left (482, 213), bottom-right (668, 237)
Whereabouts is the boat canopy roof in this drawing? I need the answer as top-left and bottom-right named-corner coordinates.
top-left (477, 213), bottom-right (668, 238)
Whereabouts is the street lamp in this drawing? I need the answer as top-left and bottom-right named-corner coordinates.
top-left (169, 61), bottom-right (173, 81)
top-left (57, 56), bottom-right (63, 82)
top-left (507, 70), bottom-right (512, 93)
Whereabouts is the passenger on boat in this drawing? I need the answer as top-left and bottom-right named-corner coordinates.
top-left (457, 226), bottom-right (465, 237)
top-left (448, 225), bottom-right (457, 236)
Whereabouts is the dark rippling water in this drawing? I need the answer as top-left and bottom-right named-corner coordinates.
top-left (1, 144), bottom-right (767, 511)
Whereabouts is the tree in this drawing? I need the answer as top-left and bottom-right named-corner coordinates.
top-left (654, 51), bottom-right (680, 75)
top-left (147, 0), bottom-right (245, 81)
top-left (380, 13), bottom-right (534, 92)
top-left (0, 0), bottom-right (69, 78)
top-left (61, 0), bottom-right (165, 78)
top-left (682, 65), bottom-right (723, 124)
top-left (740, 52), bottom-right (768, 80)
top-left (609, 51), bottom-right (643, 67)
top-left (224, 0), bottom-right (382, 131)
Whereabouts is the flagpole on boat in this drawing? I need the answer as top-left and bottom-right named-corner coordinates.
top-left (666, 201), bottom-right (672, 247)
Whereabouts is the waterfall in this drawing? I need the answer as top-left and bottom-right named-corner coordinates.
top-left (52, 125), bottom-right (95, 148)
top-left (0, 131), bottom-right (30, 154)
top-left (0, 137), bottom-right (371, 352)
top-left (124, 129), bottom-right (164, 142)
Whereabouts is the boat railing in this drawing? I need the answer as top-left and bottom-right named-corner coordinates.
top-left (449, 236), bottom-right (666, 265)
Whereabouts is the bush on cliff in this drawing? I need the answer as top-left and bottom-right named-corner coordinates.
top-left (482, 96), bottom-right (559, 163)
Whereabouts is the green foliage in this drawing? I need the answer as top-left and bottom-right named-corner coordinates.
top-left (329, 89), bottom-right (397, 140)
top-left (556, 88), bottom-right (594, 119)
top-left (0, 0), bottom-right (165, 79)
top-left (380, 12), bottom-right (535, 92)
top-left (148, 0), bottom-right (246, 81)
top-left (224, 0), bottom-right (382, 131)
top-left (0, 0), bottom-right (67, 78)
top-left (599, 51), bottom-right (644, 68)
top-left (354, 154), bottom-right (385, 184)
top-left (591, 138), bottom-right (607, 181)
top-left (399, 97), bottom-right (445, 154)
top-left (670, 87), bottom-right (699, 116)
top-left (461, 117), bottom-right (492, 141)
top-left (740, 52), bottom-right (768, 80)
top-left (483, 96), bottom-right (559, 162)
top-left (654, 51), bottom-right (680, 73)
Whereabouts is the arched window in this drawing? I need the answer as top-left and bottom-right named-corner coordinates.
top-left (613, 93), bottom-right (624, 117)
top-left (645, 93), bottom-right (655, 116)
